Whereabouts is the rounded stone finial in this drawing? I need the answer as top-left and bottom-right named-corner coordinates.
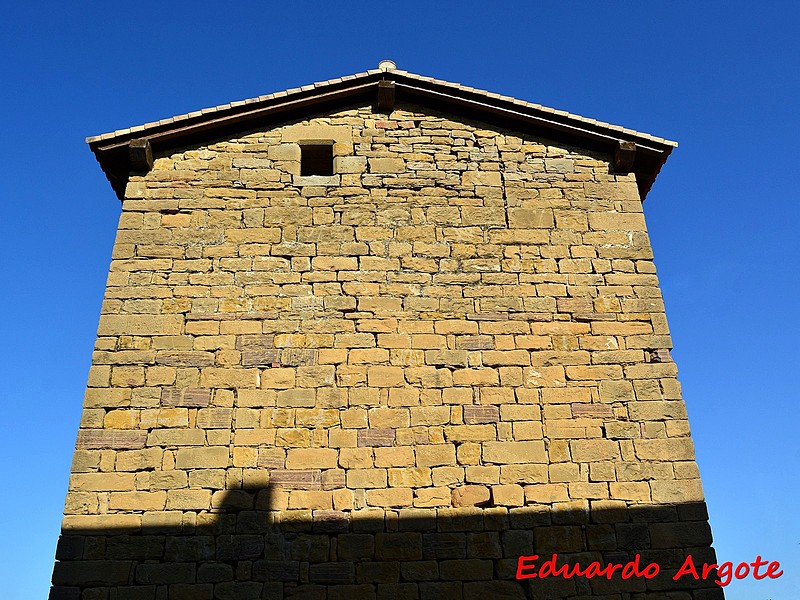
top-left (378, 60), bottom-right (397, 72)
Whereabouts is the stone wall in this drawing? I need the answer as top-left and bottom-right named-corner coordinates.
top-left (51, 105), bottom-right (723, 599)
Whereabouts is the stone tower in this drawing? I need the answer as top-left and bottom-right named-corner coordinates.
top-left (51, 63), bottom-right (723, 599)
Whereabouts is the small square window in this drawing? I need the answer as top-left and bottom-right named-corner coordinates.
top-left (300, 144), bottom-right (334, 176)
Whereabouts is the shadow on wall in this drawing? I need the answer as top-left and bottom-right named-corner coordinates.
top-left (50, 484), bottom-right (725, 600)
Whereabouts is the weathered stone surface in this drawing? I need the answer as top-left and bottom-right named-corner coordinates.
top-left (54, 94), bottom-right (717, 598)
top-left (52, 560), bottom-right (133, 586)
top-left (357, 429), bottom-right (395, 448)
top-left (270, 470), bottom-right (322, 490)
top-left (451, 485), bottom-right (490, 507)
top-left (175, 447), bottom-right (229, 469)
top-left (161, 388), bottom-right (212, 407)
top-left (76, 430), bottom-right (146, 450)
top-left (483, 441), bottom-right (546, 464)
top-left (155, 351), bottom-right (214, 367)
top-left (242, 349), bottom-right (281, 367)
top-left (98, 315), bottom-right (183, 336)
top-left (463, 406), bottom-right (499, 424)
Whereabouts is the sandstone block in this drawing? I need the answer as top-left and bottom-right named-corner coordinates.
top-left (414, 487), bottom-right (451, 507)
top-left (52, 560), bottom-right (134, 586)
top-left (369, 158), bottom-right (405, 173)
top-left (339, 448), bottom-right (373, 469)
top-left (452, 369), bottom-right (498, 386)
top-left (463, 406), bottom-right (499, 424)
top-left (270, 469), bottom-right (322, 490)
top-left (161, 387), bottom-right (211, 407)
top-left (451, 485), bottom-right (490, 507)
top-left (147, 428), bottom-right (205, 447)
top-left (462, 171), bottom-right (501, 187)
top-left (155, 351), bottom-right (214, 367)
top-left (296, 365), bottom-right (336, 387)
top-left (374, 447), bottom-right (414, 467)
top-left (140, 408), bottom-right (188, 428)
top-left (508, 208), bottom-right (553, 228)
top-left (70, 473), bottom-right (135, 492)
top-left (443, 425), bottom-right (496, 442)
top-left (367, 366), bottom-right (405, 387)
top-left (261, 368), bottom-right (295, 389)
top-left (409, 406), bottom-right (450, 426)
top-left (651, 478), bottom-right (704, 503)
top-left (369, 407), bottom-right (409, 429)
top-left (76, 429), bottom-right (146, 450)
top-left (357, 429), bottom-right (395, 447)
top-left (175, 447), bottom-right (229, 469)
top-left (609, 482), bottom-right (651, 502)
top-left (483, 441), bottom-right (546, 464)
top-left (491, 484), bottom-right (524, 506)
top-left (277, 389), bottom-right (316, 407)
top-left (524, 483), bottom-right (569, 503)
top-left (200, 367), bottom-right (258, 388)
top-left (389, 467), bottom-right (432, 487)
top-left (375, 532), bottom-right (423, 560)
top-left (588, 211), bottom-right (646, 231)
top-left (461, 207), bottom-right (505, 226)
top-left (98, 315), bottom-right (182, 336)
top-left (465, 465), bottom-right (500, 485)
top-left (570, 439), bottom-right (621, 462)
top-left (334, 156), bottom-right (367, 173)
top-left (286, 448), bottom-right (338, 470)
top-left (288, 490), bottom-right (333, 510)
top-left (440, 558), bottom-right (494, 581)
top-left (143, 471), bottom-right (188, 490)
top-left (456, 335), bottom-right (494, 350)
top-left (605, 422), bottom-right (640, 439)
top-left (242, 349), bottom-right (281, 367)
top-left (634, 438), bottom-right (695, 461)
top-left (109, 491), bottom-right (167, 511)
top-left (282, 123), bottom-right (352, 144)
top-left (367, 488), bottom-right (413, 507)
top-left (416, 444), bottom-right (456, 467)
top-left (197, 407), bottom-right (233, 429)
top-left (628, 401), bottom-right (688, 421)
top-left (63, 491), bottom-right (98, 515)
top-left (116, 448), bottom-right (162, 471)
top-left (424, 350), bottom-right (468, 367)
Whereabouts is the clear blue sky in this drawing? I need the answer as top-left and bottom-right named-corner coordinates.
top-left (1, 2), bottom-right (798, 598)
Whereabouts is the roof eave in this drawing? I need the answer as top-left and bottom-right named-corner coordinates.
top-left (88, 69), bottom-right (677, 201)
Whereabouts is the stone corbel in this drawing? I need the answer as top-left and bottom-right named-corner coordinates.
top-left (377, 80), bottom-right (395, 113)
top-left (129, 138), bottom-right (154, 172)
top-left (613, 140), bottom-right (636, 174)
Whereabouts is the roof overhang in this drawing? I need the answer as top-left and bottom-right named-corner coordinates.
top-left (87, 67), bottom-right (677, 201)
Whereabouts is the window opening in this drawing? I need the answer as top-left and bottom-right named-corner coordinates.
top-left (300, 144), bottom-right (334, 176)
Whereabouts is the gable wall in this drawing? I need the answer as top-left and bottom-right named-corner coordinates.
top-left (51, 105), bottom-right (722, 599)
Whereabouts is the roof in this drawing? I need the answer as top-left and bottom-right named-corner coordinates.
top-left (88, 63), bottom-right (677, 200)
